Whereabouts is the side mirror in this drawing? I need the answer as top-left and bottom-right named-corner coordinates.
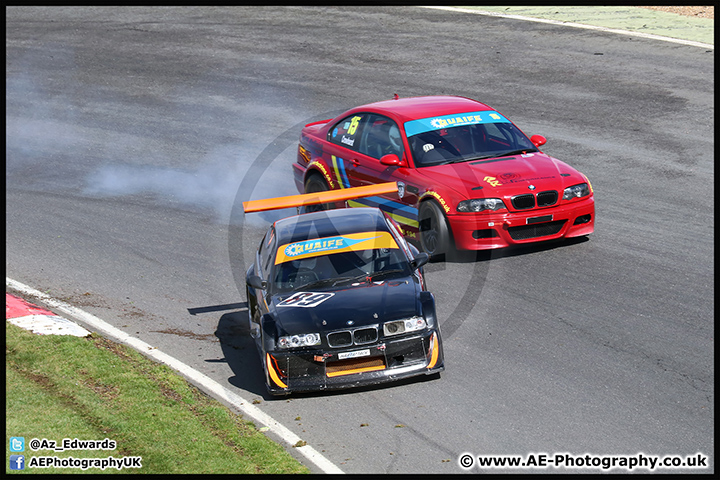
top-left (380, 153), bottom-right (406, 167)
top-left (530, 134), bottom-right (547, 148)
top-left (247, 275), bottom-right (267, 290)
top-left (410, 252), bottom-right (430, 271)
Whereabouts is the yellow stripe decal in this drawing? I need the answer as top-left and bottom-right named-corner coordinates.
top-left (266, 353), bottom-right (288, 388)
top-left (387, 211), bottom-right (419, 229)
top-left (331, 156), bottom-right (345, 189)
top-left (326, 365), bottom-right (386, 378)
top-left (427, 332), bottom-right (440, 369)
top-left (347, 200), bottom-right (419, 229)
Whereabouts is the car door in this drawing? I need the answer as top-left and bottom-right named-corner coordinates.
top-left (324, 113), bottom-right (406, 189)
top-left (350, 114), bottom-right (421, 237)
top-left (323, 113), bottom-right (370, 190)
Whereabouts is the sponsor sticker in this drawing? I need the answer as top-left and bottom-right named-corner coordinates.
top-left (404, 110), bottom-right (510, 137)
top-left (275, 231), bottom-right (398, 264)
top-left (338, 349), bottom-right (371, 360)
top-left (421, 191), bottom-right (451, 214)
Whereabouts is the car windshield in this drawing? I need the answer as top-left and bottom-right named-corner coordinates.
top-left (407, 118), bottom-right (538, 167)
top-left (272, 247), bottom-right (410, 294)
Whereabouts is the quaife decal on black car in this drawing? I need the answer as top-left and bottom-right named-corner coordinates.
top-left (243, 183), bottom-right (444, 395)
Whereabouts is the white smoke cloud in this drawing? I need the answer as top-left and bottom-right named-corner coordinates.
top-left (83, 142), bottom-right (299, 226)
top-left (7, 45), bottom-right (326, 229)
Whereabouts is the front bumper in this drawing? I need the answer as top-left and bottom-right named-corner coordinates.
top-left (263, 329), bottom-right (443, 395)
top-left (448, 196), bottom-right (595, 250)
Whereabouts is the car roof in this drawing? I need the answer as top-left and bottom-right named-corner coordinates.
top-left (352, 95), bottom-right (494, 123)
top-left (273, 207), bottom-right (392, 246)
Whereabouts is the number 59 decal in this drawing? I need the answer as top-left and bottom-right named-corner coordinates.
top-left (278, 292), bottom-right (335, 308)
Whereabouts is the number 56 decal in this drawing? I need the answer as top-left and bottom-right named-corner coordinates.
top-left (278, 292), bottom-right (335, 308)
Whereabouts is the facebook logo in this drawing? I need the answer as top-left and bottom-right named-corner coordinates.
top-left (10, 436), bottom-right (25, 452)
top-left (10, 455), bottom-right (25, 470)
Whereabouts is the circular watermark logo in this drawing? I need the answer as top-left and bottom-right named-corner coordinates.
top-left (227, 112), bottom-right (490, 339)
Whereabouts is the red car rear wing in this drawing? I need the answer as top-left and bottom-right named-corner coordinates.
top-left (242, 182), bottom-right (399, 214)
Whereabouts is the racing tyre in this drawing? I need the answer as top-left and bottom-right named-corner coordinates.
top-left (419, 200), bottom-right (452, 259)
top-left (303, 174), bottom-right (335, 213)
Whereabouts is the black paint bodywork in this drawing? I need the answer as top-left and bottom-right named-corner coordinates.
top-left (245, 207), bottom-right (444, 395)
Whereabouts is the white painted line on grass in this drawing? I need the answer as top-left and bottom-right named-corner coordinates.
top-left (6, 276), bottom-right (344, 475)
top-left (419, 6), bottom-right (714, 50)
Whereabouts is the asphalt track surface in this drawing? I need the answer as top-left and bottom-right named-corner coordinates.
top-left (6, 6), bottom-right (714, 474)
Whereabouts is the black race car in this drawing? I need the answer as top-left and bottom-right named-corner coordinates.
top-left (244, 183), bottom-right (444, 395)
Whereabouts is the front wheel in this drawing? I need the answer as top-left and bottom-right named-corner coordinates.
top-left (419, 200), bottom-right (452, 258)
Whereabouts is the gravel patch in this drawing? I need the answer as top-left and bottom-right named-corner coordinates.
top-left (640, 6), bottom-right (714, 19)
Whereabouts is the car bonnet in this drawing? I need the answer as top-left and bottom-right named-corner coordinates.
top-left (416, 152), bottom-right (585, 198)
top-left (269, 277), bottom-right (420, 335)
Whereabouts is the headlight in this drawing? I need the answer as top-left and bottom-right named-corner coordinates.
top-left (457, 198), bottom-right (506, 212)
top-left (563, 183), bottom-right (590, 200)
top-left (277, 333), bottom-right (321, 349)
top-left (383, 316), bottom-right (427, 337)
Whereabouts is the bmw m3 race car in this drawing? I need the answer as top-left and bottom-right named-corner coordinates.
top-left (243, 183), bottom-right (444, 395)
top-left (292, 95), bottom-right (594, 257)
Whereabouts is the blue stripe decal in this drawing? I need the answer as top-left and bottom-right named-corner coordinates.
top-left (349, 200), bottom-right (419, 228)
top-left (351, 196), bottom-right (418, 220)
top-left (404, 110), bottom-right (511, 137)
top-left (337, 157), bottom-right (351, 188)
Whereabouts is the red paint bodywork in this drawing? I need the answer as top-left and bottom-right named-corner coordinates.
top-left (293, 95), bottom-right (594, 251)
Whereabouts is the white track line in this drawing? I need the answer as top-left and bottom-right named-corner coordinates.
top-left (419, 6), bottom-right (714, 50)
top-left (6, 276), bottom-right (344, 475)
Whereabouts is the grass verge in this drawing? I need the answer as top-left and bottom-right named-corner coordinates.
top-left (6, 322), bottom-right (309, 474)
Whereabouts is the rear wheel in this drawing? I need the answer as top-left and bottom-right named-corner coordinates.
top-left (303, 174), bottom-right (334, 213)
top-left (419, 200), bottom-right (452, 258)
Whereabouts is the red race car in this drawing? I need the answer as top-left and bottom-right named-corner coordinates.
top-left (293, 95), bottom-right (594, 257)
